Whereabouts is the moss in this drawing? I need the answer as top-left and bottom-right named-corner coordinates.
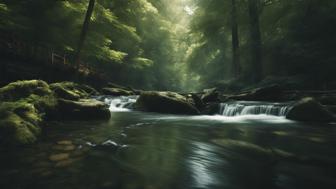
top-left (0, 102), bottom-right (42, 145)
top-left (0, 80), bottom-right (51, 101)
top-left (50, 82), bottom-right (98, 100)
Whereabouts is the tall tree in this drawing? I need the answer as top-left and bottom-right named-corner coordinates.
top-left (75, 0), bottom-right (96, 67)
top-left (248, 0), bottom-right (262, 82)
top-left (231, 0), bottom-right (240, 78)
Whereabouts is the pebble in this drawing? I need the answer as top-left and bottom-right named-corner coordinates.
top-left (57, 140), bottom-right (73, 145)
top-left (49, 153), bottom-right (70, 162)
top-left (52, 144), bottom-right (76, 151)
top-left (55, 159), bottom-right (74, 168)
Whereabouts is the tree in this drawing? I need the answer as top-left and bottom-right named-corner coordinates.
top-left (231, 0), bottom-right (240, 78)
top-left (75, 0), bottom-right (96, 67)
top-left (248, 0), bottom-right (262, 82)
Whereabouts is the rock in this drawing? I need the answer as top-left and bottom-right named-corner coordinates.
top-left (50, 82), bottom-right (98, 100)
top-left (201, 103), bottom-right (220, 115)
top-left (201, 88), bottom-right (219, 103)
top-left (318, 95), bottom-right (336, 105)
top-left (0, 80), bottom-right (107, 146)
top-left (188, 93), bottom-right (204, 110)
top-left (52, 144), bottom-right (76, 151)
top-left (0, 80), bottom-right (52, 101)
top-left (326, 105), bottom-right (336, 114)
top-left (49, 153), bottom-right (70, 162)
top-left (286, 97), bottom-right (336, 122)
top-left (135, 91), bottom-right (200, 115)
top-left (0, 102), bottom-right (43, 145)
top-left (57, 140), bottom-right (73, 145)
top-left (54, 159), bottom-right (75, 168)
top-left (57, 99), bottom-right (111, 120)
top-left (102, 87), bottom-right (134, 96)
top-left (229, 85), bottom-right (283, 101)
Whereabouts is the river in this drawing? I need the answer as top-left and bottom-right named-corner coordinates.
top-left (1, 96), bottom-right (336, 189)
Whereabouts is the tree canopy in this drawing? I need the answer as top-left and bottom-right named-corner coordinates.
top-left (1, 0), bottom-right (336, 91)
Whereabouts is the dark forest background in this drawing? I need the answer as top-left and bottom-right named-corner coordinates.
top-left (0, 0), bottom-right (335, 92)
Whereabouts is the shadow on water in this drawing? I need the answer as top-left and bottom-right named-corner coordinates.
top-left (1, 110), bottom-right (336, 189)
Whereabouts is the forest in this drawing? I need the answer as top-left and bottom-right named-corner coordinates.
top-left (1, 1), bottom-right (336, 189)
top-left (1, 0), bottom-right (335, 91)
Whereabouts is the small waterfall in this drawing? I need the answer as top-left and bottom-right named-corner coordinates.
top-left (219, 101), bottom-right (292, 117)
top-left (100, 96), bottom-right (138, 112)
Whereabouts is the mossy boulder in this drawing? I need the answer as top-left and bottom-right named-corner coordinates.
top-left (286, 97), bottom-right (336, 123)
top-left (0, 80), bottom-right (108, 145)
top-left (102, 87), bottom-right (134, 96)
top-left (57, 99), bottom-right (111, 120)
top-left (50, 82), bottom-right (98, 100)
top-left (0, 102), bottom-right (43, 145)
top-left (135, 91), bottom-right (200, 115)
top-left (0, 80), bottom-right (52, 101)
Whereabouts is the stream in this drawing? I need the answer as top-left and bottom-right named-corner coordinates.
top-left (1, 96), bottom-right (336, 189)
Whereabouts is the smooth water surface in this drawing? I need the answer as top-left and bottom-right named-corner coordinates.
top-left (1, 109), bottom-right (336, 189)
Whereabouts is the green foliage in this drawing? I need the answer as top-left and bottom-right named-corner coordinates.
top-left (1, 0), bottom-right (335, 90)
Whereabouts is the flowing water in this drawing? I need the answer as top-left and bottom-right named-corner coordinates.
top-left (1, 96), bottom-right (336, 189)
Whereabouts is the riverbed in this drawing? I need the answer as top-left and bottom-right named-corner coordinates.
top-left (1, 97), bottom-right (336, 189)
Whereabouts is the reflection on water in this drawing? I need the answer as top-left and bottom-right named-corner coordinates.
top-left (0, 111), bottom-right (336, 189)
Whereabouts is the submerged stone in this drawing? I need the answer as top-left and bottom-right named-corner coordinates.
top-left (57, 99), bottom-right (111, 120)
top-left (54, 159), bottom-right (75, 168)
top-left (286, 97), bottom-right (336, 123)
top-left (49, 153), bottom-right (70, 162)
top-left (135, 91), bottom-right (200, 115)
top-left (57, 140), bottom-right (73, 145)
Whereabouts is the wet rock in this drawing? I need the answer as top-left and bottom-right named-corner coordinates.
top-left (228, 84), bottom-right (283, 101)
top-left (201, 88), bottom-right (220, 103)
top-left (187, 93), bottom-right (204, 110)
top-left (102, 87), bottom-right (134, 96)
top-left (286, 97), bottom-right (336, 123)
top-left (49, 153), bottom-right (70, 162)
top-left (55, 159), bottom-right (75, 168)
top-left (201, 103), bottom-right (220, 115)
top-left (40, 170), bottom-right (53, 177)
top-left (135, 91), bottom-right (200, 115)
top-left (57, 99), bottom-right (111, 120)
top-left (52, 144), bottom-right (76, 151)
top-left (318, 95), bottom-right (336, 105)
top-left (57, 140), bottom-right (73, 145)
top-left (50, 82), bottom-right (98, 100)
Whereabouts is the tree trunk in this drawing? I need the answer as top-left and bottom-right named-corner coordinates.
top-left (231, 0), bottom-right (240, 78)
top-left (75, 0), bottom-right (96, 67)
top-left (248, 0), bottom-right (262, 83)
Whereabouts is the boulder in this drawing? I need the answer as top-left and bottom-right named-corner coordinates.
top-left (50, 82), bottom-right (98, 100)
top-left (229, 85), bottom-right (283, 101)
top-left (135, 91), bottom-right (200, 115)
top-left (57, 99), bottom-right (111, 120)
top-left (0, 80), bottom-right (109, 145)
top-left (0, 102), bottom-right (42, 145)
top-left (286, 97), bottom-right (336, 122)
top-left (102, 87), bottom-right (134, 96)
top-left (201, 88), bottom-right (220, 103)
top-left (0, 80), bottom-right (52, 101)
top-left (318, 95), bottom-right (336, 105)
top-left (187, 93), bottom-right (205, 110)
top-left (201, 103), bottom-right (220, 115)
top-left (0, 80), bottom-right (57, 145)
